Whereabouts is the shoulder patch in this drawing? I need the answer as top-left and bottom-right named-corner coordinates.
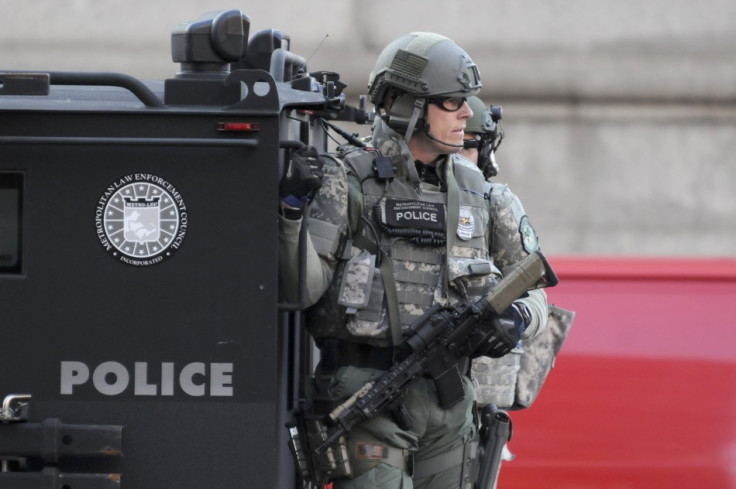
top-left (519, 215), bottom-right (539, 253)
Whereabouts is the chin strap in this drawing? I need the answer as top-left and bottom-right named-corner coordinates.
top-left (400, 98), bottom-right (427, 195)
top-left (401, 98), bottom-right (426, 192)
top-left (403, 97), bottom-right (426, 146)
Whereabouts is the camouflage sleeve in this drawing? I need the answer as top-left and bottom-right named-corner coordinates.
top-left (517, 288), bottom-right (548, 340)
top-left (487, 182), bottom-right (548, 339)
top-left (278, 155), bottom-right (349, 307)
top-left (278, 215), bottom-right (333, 306)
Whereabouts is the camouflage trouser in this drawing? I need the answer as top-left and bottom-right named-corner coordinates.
top-left (314, 365), bottom-right (477, 489)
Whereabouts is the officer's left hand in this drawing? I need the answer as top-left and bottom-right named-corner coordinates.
top-left (471, 304), bottom-right (525, 358)
top-left (279, 145), bottom-right (325, 209)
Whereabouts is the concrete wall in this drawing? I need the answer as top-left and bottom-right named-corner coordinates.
top-left (3, 0), bottom-right (735, 256)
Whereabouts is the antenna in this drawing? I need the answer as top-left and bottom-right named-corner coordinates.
top-left (305, 34), bottom-right (329, 65)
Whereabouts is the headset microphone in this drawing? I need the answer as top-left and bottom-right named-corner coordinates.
top-left (463, 139), bottom-right (479, 149)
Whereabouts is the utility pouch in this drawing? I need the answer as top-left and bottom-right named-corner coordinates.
top-left (472, 305), bottom-right (574, 409)
top-left (342, 254), bottom-right (391, 340)
top-left (286, 405), bottom-right (353, 485)
top-left (471, 350), bottom-right (521, 408)
top-left (338, 250), bottom-right (376, 311)
top-left (513, 305), bottom-right (574, 408)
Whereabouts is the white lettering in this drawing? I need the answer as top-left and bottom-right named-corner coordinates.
top-left (59, 361), bottom-right (234, 397)
top-left (60, 361), bottom-right (89, 395)
top-left (395, 211), bottom-right (438, 222)
top-left (134, 362), bottom-right (157, 395)
top-left (210, 363), bottom-right (234, 396)
top-left (180, 362), bottom-right (206, 397)
top-left (93, 361), bottom-right (129, 396)
top-left (161, 362), bottom-right (175, 396)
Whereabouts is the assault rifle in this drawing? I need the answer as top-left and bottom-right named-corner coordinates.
top-left (315, 250), bottom-right (558, 454)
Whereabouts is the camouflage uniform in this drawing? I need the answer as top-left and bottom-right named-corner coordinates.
top-left (278, 118), bottom-right (548, 489)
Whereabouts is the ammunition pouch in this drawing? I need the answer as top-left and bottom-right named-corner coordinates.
top-left (286, 406), bottom-right (415, 484)
top-left (286, 407), bottom-right (353, 485)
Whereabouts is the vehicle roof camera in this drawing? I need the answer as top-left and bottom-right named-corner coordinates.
top-left (171, 9), bottom-right (250, 78)
top-left (230, 29), bottom-right (290, 72)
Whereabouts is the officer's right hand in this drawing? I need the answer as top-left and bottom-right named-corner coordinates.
top-left (279, 145), bottom-right (325, 210)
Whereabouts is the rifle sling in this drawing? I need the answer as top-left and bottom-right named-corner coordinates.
top-left (445, 159), bottom-right (460, 293)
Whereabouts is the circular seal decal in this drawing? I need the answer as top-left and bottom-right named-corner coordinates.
top-left (95, 174), bottom-right (188, 266)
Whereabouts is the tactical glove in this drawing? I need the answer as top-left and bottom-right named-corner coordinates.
top-left (279, 145), bottom-right (325, 210)
top-left (471, 303), bottom-right (526, 358)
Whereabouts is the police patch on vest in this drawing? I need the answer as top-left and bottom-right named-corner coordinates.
top-left (519, 215), bottom-right (539, 253)
top-left (457, 205), bottom-right (475, 240)
top-left (384, 199), bottom-right (445, 231)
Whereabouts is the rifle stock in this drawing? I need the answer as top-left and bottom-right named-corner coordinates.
top-left (487, 250), bottom-right (558, 313)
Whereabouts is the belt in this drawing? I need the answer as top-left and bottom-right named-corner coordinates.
top-left (413, 439), bottom-right (479, 479)
top-left (318, 339), bottom-right (409, 373)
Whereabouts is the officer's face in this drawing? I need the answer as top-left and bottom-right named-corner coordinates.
top-left (411, 98), bottom-right (472, 162)
top-left (428, 98), bottom-right (472, 147)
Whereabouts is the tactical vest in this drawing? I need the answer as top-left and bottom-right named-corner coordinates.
top-left (306, 150), bottom-right (503, 347)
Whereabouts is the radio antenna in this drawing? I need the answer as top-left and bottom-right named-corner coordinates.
top-left (305, 34), bottom-right (329, 65)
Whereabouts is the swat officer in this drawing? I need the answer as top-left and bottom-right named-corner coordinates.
top-left (459, 95), bottom-right (503, 179)
top-left (279, 32), bottom-right (548, 489)
top-left (458, 95), bottom-right (522, 410)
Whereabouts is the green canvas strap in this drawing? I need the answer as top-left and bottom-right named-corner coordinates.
top-left (380, 252), bottom-right (403, 346)
top-left (445, 158), bottom-right (460, 293)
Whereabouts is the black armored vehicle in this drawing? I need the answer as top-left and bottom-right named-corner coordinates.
top-left (0, 9), bottom-right (365, 489)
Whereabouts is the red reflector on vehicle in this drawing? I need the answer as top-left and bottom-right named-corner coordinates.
top-left (217, 122), bottom-right (260, 132)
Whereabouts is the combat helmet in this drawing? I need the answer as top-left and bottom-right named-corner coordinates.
top-left (466, 96), bottom-right (495, 134)
top-left (367, 32), bottom-right (482, 141)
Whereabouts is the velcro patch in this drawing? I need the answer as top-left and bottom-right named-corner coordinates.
top-left (356, 442), bottom-right (388, 460)
top-left (519, 215), bottom-right (539, 253)
top-left (383, 199), bottom-right (445, 231)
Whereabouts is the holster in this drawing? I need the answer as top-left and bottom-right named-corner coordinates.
top-left (475, 404), bottom-right (512, 489)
